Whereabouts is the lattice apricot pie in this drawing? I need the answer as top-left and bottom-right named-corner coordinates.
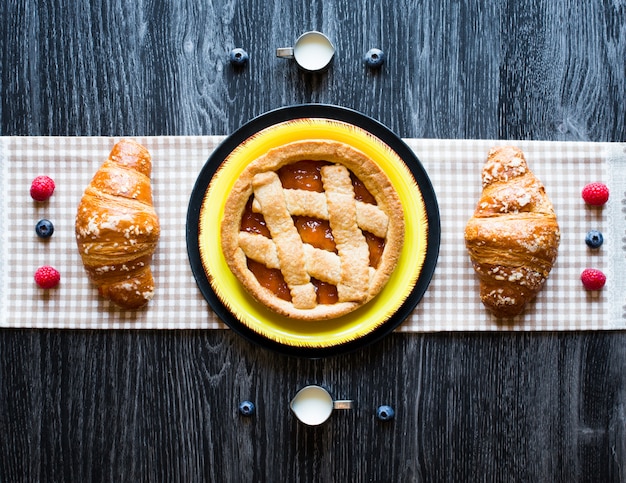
top-left (220, 140), bottom-right (405, 320)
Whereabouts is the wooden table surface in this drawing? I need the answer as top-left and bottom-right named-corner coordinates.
top-left (2, 1), bottom-right (625, 481)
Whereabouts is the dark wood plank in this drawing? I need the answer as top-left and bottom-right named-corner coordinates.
top-left (4, 0), bottom-right (624, 140)
top-left (2, 330), bottom-right (626, 481)
top-left (1, 0), bottom-right (626, 481)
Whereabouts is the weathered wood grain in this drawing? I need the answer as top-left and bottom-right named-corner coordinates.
top-left (1, 0), bottom-right (626, 481)
top-left (4, 0), bottom-right (623, 140)
top-left (2, 330), bottom-right (626, 481)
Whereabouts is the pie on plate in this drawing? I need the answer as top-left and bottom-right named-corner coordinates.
top-left (220, 139), bottom-right (405, 320)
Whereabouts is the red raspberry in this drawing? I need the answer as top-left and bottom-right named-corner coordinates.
top-left (30, 175), bottom-right (56, 201)
top-left (580, 268), bottom-right (606, 291)
top-left (581, 182), bottom-right (609, 206)
top-left (34, 266), bottom-right (61, 289)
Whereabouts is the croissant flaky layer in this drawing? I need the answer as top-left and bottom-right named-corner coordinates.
top-left (464, 146), bottom-right (560, 318)
top-left (75, 139), bottom-right (160, 309)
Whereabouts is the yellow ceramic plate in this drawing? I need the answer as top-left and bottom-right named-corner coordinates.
top-left (187, 105), bottom-right (440, 356)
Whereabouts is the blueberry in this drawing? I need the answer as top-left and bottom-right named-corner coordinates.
top-left (585, 230), bottom-right (603, 249)
top-left (364, 48), bottom-right (385, 68)
top-left (376, 404), bottom-right (395, 421)
top-left (35, 219), bottom-right (54, 238)
top-left (229, 48), bottom-right (249, 66)
top-left (238, 400), bottom-right (255, 416)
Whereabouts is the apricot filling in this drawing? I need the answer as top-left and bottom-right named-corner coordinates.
top-left (239, 160), bottom-right (385, 304)
top-left (247, 259), bottom-right (291, 301)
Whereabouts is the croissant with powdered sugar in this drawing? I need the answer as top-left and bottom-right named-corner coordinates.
top-left (464, 146), bottom-right (560, 317)
top-left (75, 139), bottom-right (160, 309)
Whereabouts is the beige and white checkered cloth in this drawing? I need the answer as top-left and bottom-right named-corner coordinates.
top-left (1, 136), bottom-right (624, 331)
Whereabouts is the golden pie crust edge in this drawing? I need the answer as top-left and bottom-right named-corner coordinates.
top-left (220, 139), bottom-right (406, 321)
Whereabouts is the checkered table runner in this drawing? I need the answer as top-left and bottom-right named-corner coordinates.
top-left (1, 136), bottom-right (624, 331)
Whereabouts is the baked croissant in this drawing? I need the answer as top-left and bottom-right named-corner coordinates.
top-left (464, 146), bottom-right (560, 317)
top-left (75, 139), bottom-right (160, 309)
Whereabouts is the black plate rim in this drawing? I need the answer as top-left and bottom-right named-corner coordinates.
top-left (186, 103), bottom-right (441, 358)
